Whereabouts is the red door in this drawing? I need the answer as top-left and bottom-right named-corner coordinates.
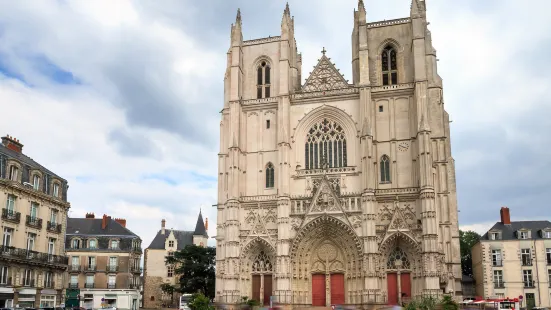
top-left (387, 273), bottom-right (398, 305)
top-left (263, 275), bottom-right (273, 305)
top-left (312, 274), bottom-right (326, 306)
top-left (252, 275), bottom-right (261, 303)
top-left (330, 273), bottom-right (345, 305)
top-left (400, 273), bottom-right (411, 300)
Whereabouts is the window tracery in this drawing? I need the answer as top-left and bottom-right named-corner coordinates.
top-left (381, 45), bottom-right (398, 85)
top-left (252, 250), bottom-right (273, 273)
top-left (380, 155), bottom-right (391, 183)
top-left (305, 119), bottom-right (347, 170)
top-left (265, 163), bottom-right (274, 188)
top-left (257, 61), bottom-right (271, 99)
top-left (387, 247), bottom-right (410, 269)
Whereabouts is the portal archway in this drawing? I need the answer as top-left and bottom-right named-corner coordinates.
top-left (240, 238), bottom-right (275, 305)
top-left (379, 232), bottom-right (421, 305)
top-left (291, 216), bottom-right (363, 306)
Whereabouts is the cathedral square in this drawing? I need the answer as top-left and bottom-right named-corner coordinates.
top-left (215, 0), bottom-right (461, 307)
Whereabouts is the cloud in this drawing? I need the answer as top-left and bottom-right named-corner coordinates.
top-left (1, 0), bottom-right (551, 255)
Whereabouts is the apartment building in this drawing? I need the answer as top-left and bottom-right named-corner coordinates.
top-left (0, 135), bottom-right (70, 308)
top-left (65, 213), bottom-right (142, 310)
top-left (143, 212), bottom-right (208, 308)
top-left (472, 207), bottom-right (551, 309)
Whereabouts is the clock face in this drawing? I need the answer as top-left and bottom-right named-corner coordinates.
top-left (398, 142), bottom-right (409, 152)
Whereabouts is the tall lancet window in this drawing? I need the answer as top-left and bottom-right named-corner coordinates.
top-left (265, 163), bottom-right (275, 188)
top-left (381, 45), bottom-right (397, 85)
top-left (257, 61), bottom-right (271, 99)
top-left (305, 119), bottom-right (347, 170)
top-left (380, 155), bottom-right (391, 183)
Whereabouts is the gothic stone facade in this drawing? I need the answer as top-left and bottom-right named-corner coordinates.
top-left (215, 0), bottom-right (461, 306)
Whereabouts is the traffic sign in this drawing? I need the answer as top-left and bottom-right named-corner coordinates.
top-left (519, 295), bottom-right (523, 300)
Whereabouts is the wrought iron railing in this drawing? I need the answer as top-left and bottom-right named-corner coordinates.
top-left (23, 279), bottom-right (35, 287)
top-left (2, 208), bottom-right (20, 223)
top-left (85, 282), bottom-right (95, 288)
top-left (84, 265), bottom-right (97, 272)
top-left (106, 265), bottom-right (118, 272)
top-left (216, 292), bottom-right (387, 305)
top-left (46, 221), bottom-right (62, 233)
top-left (69, 264), bottom-right (81, 272)
top-left (107, 283), bottom-right (116, 289)
top-left (25, 215), bottom-right (43, 229)
top-left (0, 245), bottom-right (68, 265)
top-left (43, 280), bottom-right (55, 289)
top-left (130, 265), bottom-right (143, 273)
top-left (69, 283), bottom-right (79, 288)
top-left (0, 277), bottom-right (12, 287)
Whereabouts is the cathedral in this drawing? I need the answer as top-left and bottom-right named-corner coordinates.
top-left (215, 0), bottom-right (461, 307)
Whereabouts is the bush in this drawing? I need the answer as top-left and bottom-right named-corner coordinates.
top-left (189, 293), bottom-right (214, 310)
top-left (440, 295), bottom-right (459, 310)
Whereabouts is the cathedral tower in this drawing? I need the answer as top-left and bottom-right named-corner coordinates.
top-left (216, 1), bottom-right (461, 307)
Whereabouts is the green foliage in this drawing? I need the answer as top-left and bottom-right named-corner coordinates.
top-left (404, 300), bottom-right (419, 310)
top-left (459, 230), bottom-right (481, 276)
top-left (189, 293), bottom-right (214, 310)
top-left (419, 296), bottom-right (438, 310)
top-left (440, 295), bottom-right (459, 310)
top-left (166, 244), bottom-right (216, 300)
top-left (239, 297), bottom-right (260, 309)
top-left (159, 283), bottom-right (176, 305)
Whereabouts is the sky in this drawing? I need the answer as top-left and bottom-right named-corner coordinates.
top-left (1, 0), bottom-right (551, 249)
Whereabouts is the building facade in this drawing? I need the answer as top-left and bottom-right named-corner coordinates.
top-left (65, 214), bottom-right (142, 310)
top-left (0, 135), bottom-right (70, 308)
top-left (472, 207), bottom-right (551, 309)
top-left (215, 0), bottom-right (462, 307)
top-left (143, 212), bottom-right (208, 309)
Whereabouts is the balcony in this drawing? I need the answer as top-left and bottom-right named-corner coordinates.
top-left (68, 283), bottom-right (79, 289)
top-left (2, 208), bottom-right (21, 223)
top-left (494, 282), bottom-right (505, 288)
top-left (106, 265), bottom-right (118, 272)
top-left (128, 283), bottom-right (140, 289)
top-left (84, 265), bottom-right (97, 272)
top-left (46, 221), bottom-right (62, 233)
top-left (492, 260), bottom-right (503, 267)
top-left (0, 245), bottom-right (68, 266)
top-left (0, 277), bottom-right (12, 287)
top-left (130, 266), bottom-right (143, 273)
top-left (85, 282), bottom-right (94, 288)
top-left (43, 281), bottom-right (55, 289)
top-left (107, 283), bottom-right (116, 289)
top-left (524, 281), bottom-right (536, 288)
top-left (25, 215), bottom-right (43, 229)
top-left (69, 264), bottom-right (81, 272)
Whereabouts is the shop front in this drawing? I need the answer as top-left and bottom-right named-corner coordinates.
top-left (17, 288), bottom-right (37, 308)
top-left (0, 290), bottom-right (14, 308)
top-left (39, 289), bottom-right (59, 307)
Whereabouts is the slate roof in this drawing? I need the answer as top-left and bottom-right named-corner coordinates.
top-left (147, 211), bottom-right (208, 250)
top-left (0, 143), bottom-right (65, 181)
top-left (66, 218), bottom-right (139, 237)
top-left (482, 220), bottom-right (551, 240)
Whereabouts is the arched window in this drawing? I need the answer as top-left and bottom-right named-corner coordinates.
top-left (265, 163), bottom-right (274, 188)
top-left (305, 119), bottom-right (347, 170)
top-left (380, 155), bottom-right (391, 183)
top-left (257, 61), bottom-right (271, 99)
top-left (381, 45), bottom-right (397, 85)
top-left (252, 250), bottom-right (273, 273)
top-left (387, 247), bottom-right (410, 269)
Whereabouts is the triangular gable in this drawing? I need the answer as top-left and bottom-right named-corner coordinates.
top-left (387, 203), bottom-right (410, 232)
top-left (302, 53), bottom-right (349, 92)
top-left (306, 175), bottom-right (345, 215)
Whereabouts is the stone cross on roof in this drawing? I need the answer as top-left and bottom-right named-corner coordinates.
top-left (321, 47), bottom-right (326, 55)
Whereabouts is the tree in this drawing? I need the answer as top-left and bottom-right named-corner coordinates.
top-left (460, 230), bottom-right (481, 277)
top-left (166, 244), bottom-right (216, 300)
top-left (189, 293), bottom-right (214, 310)
top-left (160, 283), bottom-right (176, 306)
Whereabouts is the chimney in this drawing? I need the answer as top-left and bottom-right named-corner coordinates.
top-left (161, 219), bottom-right (166, 235)
top-left (205, 217), bottom-right (208, 231)
top-left (1, 135), bottom-right (24, 153)
top-left (85, 212), bottom-right (95, 219)
top-left (115, 218), bottom-right (127, 228)
top-left (102, 214), bottom-right (111, 230)
top-left (500, 207), bottom-right (511, 225)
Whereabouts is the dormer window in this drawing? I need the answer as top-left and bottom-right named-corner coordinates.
top-left (490, 232), bottom-right (501, 240)
top-left (257, 61), bottom-right (271, 99)
top-left (72, 238), bottom-right (81, 249)
top-left (519, 231), bottom-right (529, 239)
top-left (89, 239), bottom-right (97, 249)
top-left (33, 175), bottom-right (40, 190)
top-left (9, 166), bottom-right (18, 181)
top-left (168, 240), bottom-right (174, 248)
top-left (52, 183), bottom-right (60, 198)
top-left (110, 240), bottom-right (119, 249)
top-left (542, 230), bottom-right (551, 239)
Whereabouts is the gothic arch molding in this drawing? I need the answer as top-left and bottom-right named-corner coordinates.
top-left (379, 231), bottom-right (421, 256)
top-left (241, 236), bottom-right (276, 256)
top-left (376, 38), bottom-right (405, 86)
top-left (376, 38), bottom-right (403, 55)
top-left (292, 105), bottom-right (359, 170)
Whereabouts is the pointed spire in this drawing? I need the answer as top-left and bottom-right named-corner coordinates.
top-left (236, 8), bottom-right (242, 24)
top-left (285, 2), bottom-right (291, 16)
top-left (194, 210), bottom-right (208, 237)
top-left (410, 0), bottom-right (425, 17)
top-left (358, 0), bottom-right (365, 12)
top-left (361, 117), bottom-right (372, 137)
top-left (231, 8), bottom-right (243, 46)
top-left (418, 112), bottom-right (430, 132)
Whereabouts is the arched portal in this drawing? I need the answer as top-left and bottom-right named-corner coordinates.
top-left (291, 216), bottom-right (363, 306)
top-left (379, 232), bottom-right (421, 306)
top-left (240, 238), bottom-right (275, 305)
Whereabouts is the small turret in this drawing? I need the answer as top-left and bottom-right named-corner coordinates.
top-left (357, 0), bottom-right (366, 23)
top-left (231, 8), bottom-right (243, 47)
